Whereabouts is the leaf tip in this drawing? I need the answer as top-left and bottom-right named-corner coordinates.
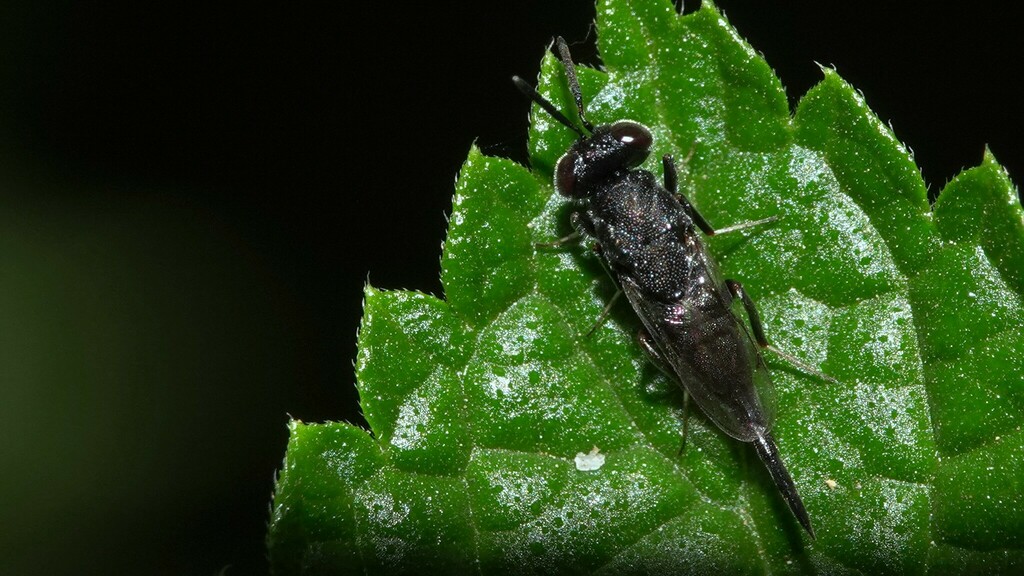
top-left (981, 145), bottom-right (1003, 171)
top-left (695, 0), bottom-right (720, 15)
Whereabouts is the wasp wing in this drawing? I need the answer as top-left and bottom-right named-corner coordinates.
top-left (619, 275), bottom-right (774, 442)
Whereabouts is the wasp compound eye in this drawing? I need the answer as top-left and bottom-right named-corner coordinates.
top-left (555, 153), bottom-right (580, 197)
top-left (610, 121), bottom-right (652, 167)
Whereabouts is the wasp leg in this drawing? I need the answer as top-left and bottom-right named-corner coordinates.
top-left (535, 230), bottom-right (582, 249)
top-left (726, 279), bottom-right (839, 384)
top-left (574, 213), bottom-right (631, 337)
top-left (539, 212), bottom-right (625, 338)
top-left (583, 289), bottom-right (623, 337)
top-left (638, 329), bottom-right (691, 455)
top-left (713, 216), bottom-right (779, 235)
top-left (725, 280), bottom-right (768, 344)
top-left (662, 153), bottom-right (678, 195)
top-left (536, 211), bottom-right (595, 249)
top-left (537, 211), bottom-right (621, 336)
top-left (677, 390), bottom-right (691, 457)
top-left (663, 154), bottom-right (716, 236)
top-left (663, 154), bottom-right (778, 236)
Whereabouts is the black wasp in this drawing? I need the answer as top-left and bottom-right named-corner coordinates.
top-left (514, 37), bottom-right (822, 538)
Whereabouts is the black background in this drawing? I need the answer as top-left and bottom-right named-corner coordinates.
top-left (1, 1), bottom-right (1019, 574)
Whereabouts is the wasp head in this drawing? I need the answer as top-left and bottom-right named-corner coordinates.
top-left (555, 121), bottom-right (652, 198)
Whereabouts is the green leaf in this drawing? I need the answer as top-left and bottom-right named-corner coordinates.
top-left (268, 1), bottom-right (1024, 573)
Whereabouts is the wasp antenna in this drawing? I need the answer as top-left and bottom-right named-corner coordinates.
top-left (752, 430), bottom-right (816, 539)
top-left (512, 75), bottom-right (584, 137)
top-left (554, 36), bottom-right (594, 132)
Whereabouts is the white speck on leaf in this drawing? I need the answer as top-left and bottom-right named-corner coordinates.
top-left (574, 446), bottom-right (606, 471)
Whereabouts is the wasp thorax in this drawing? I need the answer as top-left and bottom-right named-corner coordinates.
top-left (555, 121), bottom-right (653, 198)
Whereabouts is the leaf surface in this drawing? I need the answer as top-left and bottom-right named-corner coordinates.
top-left (268, 1), bottom-right (1024, 573)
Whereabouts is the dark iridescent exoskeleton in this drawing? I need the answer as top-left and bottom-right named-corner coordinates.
top-left (514, 37), bottom-right (818, 538)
